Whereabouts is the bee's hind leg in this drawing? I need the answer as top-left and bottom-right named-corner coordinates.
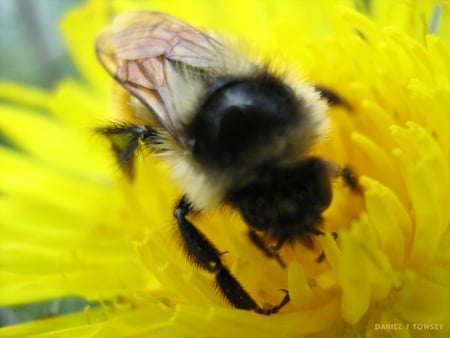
top-left (174, 196), bottom-right (290, 315)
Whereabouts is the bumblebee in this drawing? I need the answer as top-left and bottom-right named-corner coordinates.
top-left (96, 11), bottom-right (359, 315)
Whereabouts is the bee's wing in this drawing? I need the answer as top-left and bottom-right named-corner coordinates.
top-left (96, 10), bottom-right (223, 146)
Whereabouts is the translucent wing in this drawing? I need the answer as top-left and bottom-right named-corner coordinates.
top-left (96, 10), bottom-right (224, 146)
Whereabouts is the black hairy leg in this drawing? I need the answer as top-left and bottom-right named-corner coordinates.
top-left (341, 166), bottom-right (362, 192)
top-left (248, 230), bottom-right (286, 268)
top-left (315, 85), bottom-right (351, 109)
top-left (97, 124), bottom-right (160, 176)
top-left (174, 196), bottom-right (290, 314)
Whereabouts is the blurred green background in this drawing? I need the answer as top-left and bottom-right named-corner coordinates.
top-left (0, 0), bottom-right (83, 88)
top-left (0, 0), bottom-right (98, 326)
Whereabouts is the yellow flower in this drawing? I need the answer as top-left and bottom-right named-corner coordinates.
top-left (1, 0), bottom-right (449, 337)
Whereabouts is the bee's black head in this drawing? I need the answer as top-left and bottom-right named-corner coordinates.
top-left (188, 74), bottom-right (299, 168)
top-left (227, 157), bottom-right (333, 246)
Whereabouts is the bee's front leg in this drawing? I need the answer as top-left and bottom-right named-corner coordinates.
top-left (247, 230), bottom-right (286, 268)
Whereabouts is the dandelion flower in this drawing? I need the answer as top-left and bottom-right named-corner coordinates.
top-left (1, 0), bottom-right (449, 337)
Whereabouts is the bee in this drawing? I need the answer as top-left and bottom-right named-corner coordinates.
top-left (96, 10), bottom-right (359, 315)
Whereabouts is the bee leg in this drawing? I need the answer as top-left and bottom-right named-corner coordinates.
top-left (174, 196), bottom-right (290, 314)
top-left (315, 86), bottom-right (343, 105)
top-left (248, 230), bottom-right (286, 268)
top-left (315, 232), bottom-right (338, 263)
top-left (341, 166), bottom-right (363, 192)
top-left (315, 85), bottom-right (350, 108)
top-left (97, 124), bottom-right (160, 177)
